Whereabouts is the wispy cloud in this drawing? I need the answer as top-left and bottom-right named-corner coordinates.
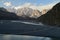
top-left (37, 3), bottom-right (56, 11)
top-left (14, 2), bottom-right (57, 11)
top-left (14, 3), bottom-right (33, 9)
top-left (4, 2), bottom-right (12, 7)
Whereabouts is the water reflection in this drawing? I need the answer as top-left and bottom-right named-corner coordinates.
top-left (0, 34), bottom-right (52, 40)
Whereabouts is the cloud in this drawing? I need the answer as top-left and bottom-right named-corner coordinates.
top-left (14, 3), bottom-right (38, 10)
top-left (4, 2), bottom-right (12, 7)
top-left (22, 3), bottom-right (32, 7)
top-left (14, 2), bottom-right (57, 11)
top-left (37, 3), bottom-right (56, 11)
top-left (14, 3), bottom-right (33, 9)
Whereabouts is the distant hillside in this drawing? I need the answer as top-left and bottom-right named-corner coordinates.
top-left (37, 2), bottom-right (60, 26)
top-left (0, 7), bottom-right (19, 20)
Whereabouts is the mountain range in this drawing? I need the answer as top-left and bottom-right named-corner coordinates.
top-left (0, 7), bottom-right (39, 21)
top-left (6, 7), bottom-right (49, 18)
top-left (0, 2), bottom-right (60, 26)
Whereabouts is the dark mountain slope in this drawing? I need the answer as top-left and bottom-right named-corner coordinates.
top-left (37, 2), bottom-right (60, 26)
top-left (0, 7), bottom-right (19, 20)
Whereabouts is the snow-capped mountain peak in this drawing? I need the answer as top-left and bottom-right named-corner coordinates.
top-left (16, 7), bottom-right (41, 18)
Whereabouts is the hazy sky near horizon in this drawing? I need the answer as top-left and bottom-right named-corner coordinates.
top-left (0, 0), bottom-right (60, 7)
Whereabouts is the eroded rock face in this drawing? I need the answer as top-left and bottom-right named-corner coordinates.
top-left (37, 2), bottom-right (60, 26)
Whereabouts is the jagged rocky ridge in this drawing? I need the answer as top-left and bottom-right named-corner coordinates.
top-left (37, 2), bottom-right (60, 26)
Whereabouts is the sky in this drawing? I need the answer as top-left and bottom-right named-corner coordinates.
top-left (0, 0), bottom-right (60, 11)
